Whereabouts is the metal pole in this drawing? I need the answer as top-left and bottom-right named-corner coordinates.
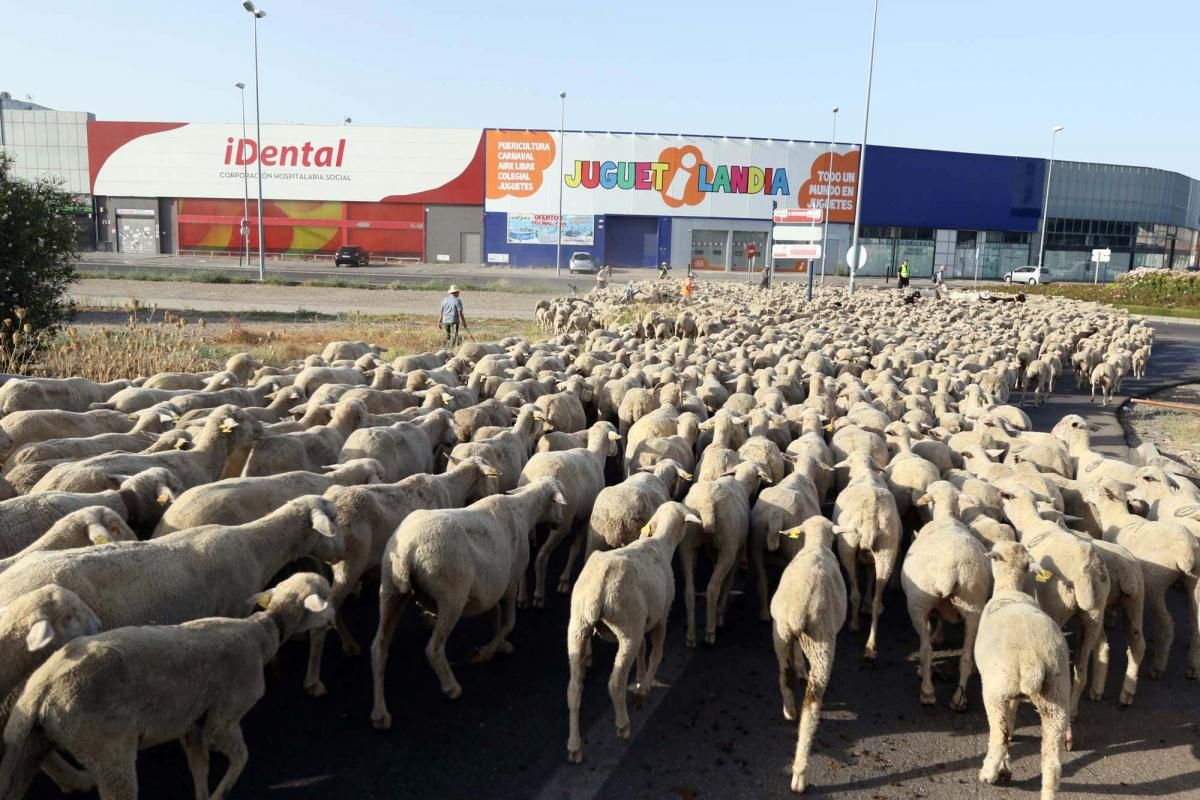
top-left (556, 91), bottom-right (565, 276)
top-left (1037, 126), bottom-right (1063, 269)
top-left (237, 84), bottom-right (249, 268)
top-left (251, 11), bottom-right (266, 281)
top-left (819, 107), bottom-right (838, 288)
top-left (847, 0), bottom-right (879, 298)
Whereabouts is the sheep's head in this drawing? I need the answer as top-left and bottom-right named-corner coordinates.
top-left (248, 572), bottom-right (334, 634)
top-left (1, 585), bottom-right (101, 654)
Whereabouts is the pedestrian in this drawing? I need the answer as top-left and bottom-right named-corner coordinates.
top-left (438, 285), bottom-right (466, 349)
top-left (681, 273), bottom-right (696, 301)
top-left (897, 259), bottom-right (910, 289)
top-left (936, 263), bottom-right (947, 285)
top-left (657, 261), bottom-right (670, 279)
top-left (595, 264), bottom-right (612, 291)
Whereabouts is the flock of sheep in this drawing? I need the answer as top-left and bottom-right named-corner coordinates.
top-left (0, 281), bottom-right (1191, 800)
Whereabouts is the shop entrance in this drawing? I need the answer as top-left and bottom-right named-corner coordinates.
top-left (605, 216), bottom-right (658, 268)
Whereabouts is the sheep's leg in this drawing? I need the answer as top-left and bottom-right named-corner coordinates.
top-left (705, 546), bottom-right (738, 645)
top-left (681, 541), bottom-right (698, 648)
top-left (952, 609), bottom-right (981, 712)
top-left (716, 543), bottom-right (743, 628)
top-left (1069, 612), bottom-right (1104, 719)
top-left (1117, 592), bottom-right (1146, 705)
top-left (1147, 588), bottom-right (1173, 678)
top-left (181, 725), bottom-right (211, 800)
top-left (425, 594), bottom-right (467, 699)
top-left (206, 725), bottom-right (248, 800)
top-left (636, 622), bottom-right (668, 702)
top-left (370, 589), bottom-right (410, 730)
top-left (42, 753), bottom-right (96, 794)
top-left (772, 627), bottom-right (797, 722)
top-left (1186, 576), bottom-right (1200, 680)
top-left (864, 550), bottom-right (894, 662)
top-left (1089, 632), bottom-right (1111, 702)
top-left (557, 523), bottom-right (587, 595)
top-left (566, 619), bottom-right (592, 763)
top-left (609, 630), bottom-right (639, 740)
top-left (533, 523), bottom-right (573, 607)
top-left (906, 595), bottom-right (936, 706)
top-left (791, 636), bottom-right (833, 794)
top-left (837, 540), bottom-right (862, 633)
top-left (479, 584), bottom-right (519, 662)
top-left (978, 689), bottom-right (1013, 786)
top-left (87, 751), bottom-right (140, 800)
top-left (1031, 693), bottom-right (1068, 800)
top-left (751, 536), bottom-right (771, 622)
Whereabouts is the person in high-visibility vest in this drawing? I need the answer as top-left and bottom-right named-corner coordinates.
top-left (898, 260), bottom-right (910, 288)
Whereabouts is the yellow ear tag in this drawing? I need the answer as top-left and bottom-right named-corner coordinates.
top-left (1035, 568), bottom-right (1053, 583)
top-left (94, 533), bottom-right (111, 545)
top-left (784, 528), bottom-right (803, 539)
top-left (640, 524), bottom-right (652, 535)
top-left (156, 492), bottom-right (171, 506)
top-left (256, 591), bottom-right (273, 610)
top-left (681, 471), bottom-right (694, 481)
top-left (173, 438), bottom-right (186, 450)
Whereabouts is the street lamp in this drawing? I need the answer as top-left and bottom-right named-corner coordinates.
top-left (556, 91), bottom-right (566, 276)
top-left (818, 106), bottom-right (839, 291)
top-left (1037, 125), bottom-right (1065, 269)
top-left (243, 1), bottom-right (267, 281)
top-left (234, 82), bottom-right (250, 268)
top-left (847, 0), bottom-right (880, 298)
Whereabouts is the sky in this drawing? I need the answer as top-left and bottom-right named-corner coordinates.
top-left (5, 0), bottom-right (1198, 178)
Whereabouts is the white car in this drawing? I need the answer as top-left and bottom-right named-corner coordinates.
top-left (1003, 265), bottom-right (1051, 285)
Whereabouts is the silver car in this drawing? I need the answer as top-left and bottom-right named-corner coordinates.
top-left (568, 252), bottom-right (598, 274)
top-left (1003, 265), bottom-right (1050, 285)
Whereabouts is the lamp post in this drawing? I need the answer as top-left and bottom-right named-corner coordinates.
top-left (1037, 125), bottom-right (1065, 269)
top-left (234, 82), bottom-right (250, 268)
top-left (243, 1), bottom-right (267, 281)
top-left (847, 0), bottom-right (879, 298)
top-left (818, 106), bottom-right (839, 290)
top-left (556, 91), bottom-right (566, 276)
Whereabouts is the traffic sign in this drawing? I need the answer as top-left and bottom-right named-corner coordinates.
top-left (1090, 248), bottom-right (1111, 263)
top-left (847, 244), bottom-right (868, 270)
top-left (773, 208), bottom-right (824, 224)
top-left (772, 243), bottom-right (822, 260)
top-left (773, 225), bottom-right (823, 242)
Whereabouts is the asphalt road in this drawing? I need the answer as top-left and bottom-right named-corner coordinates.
top-left (25, 324), bottom-right (1200, 800)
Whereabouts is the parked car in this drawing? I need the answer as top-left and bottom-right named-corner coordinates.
top-left (335, 245), bottom-right (370, 268)
top-left (568, 252), bottom-right (598, 274)
top-left (1002, 265), bottom-right (1050, 285)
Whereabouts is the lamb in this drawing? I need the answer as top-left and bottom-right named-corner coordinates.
top-left (0, 507), bottom-right (136, 575)
top-left (305, 456), bottom-right (501, 696)
top-left (903, 489), bottom-right (992, 711)
top-left (241, 399), bottom-right (368, 477)
top-left (370, 477), bottom-right (566, 729)
top-left (0, 377), bottom-right (130, 415)
top-left (585, 460), bottom-right (690, 556)
top-left (152, 458), bottom-right (384, 535)
top-left (0, 409), bottom-right (137, 462)
top-left (749, 470), bottom-right (823, 620)
top-left (681, 461), bottom-right (769, 646)
top-left (1084, 478), bottom-right (1200, 679)
top-left (451, 405), bottom-right (544, 492)
top-left (768, 516), bottom-right (847, 795)
top-left (0, 572), bottom-right (333, 800)
top-left (566, 501), bottom-right (699, 763)
top-left (336, 408), bottom-right (456, 483)
top-left (518, 421), bottom-right (620, 606)
top-left (30, 406), bottom-right (263, 495)
top-left (831, 452), bottom-right (902, 661)
top-left (974, 540), bottom-right (1071, 799)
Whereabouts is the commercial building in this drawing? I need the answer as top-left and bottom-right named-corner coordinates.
top-left (2, 96), bottom-right (1197, 278)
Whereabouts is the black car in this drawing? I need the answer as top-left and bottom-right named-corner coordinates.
top-left (335, 245), bottom-right (370, 267)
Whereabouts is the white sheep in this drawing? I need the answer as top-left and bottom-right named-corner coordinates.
top-left (0, 507), bottom-right (135, 575)
top-left (749, 470), bottom-right (823, 620)
top-left (974, 540), bottom-right (1071, 799)
top-left (566, 502), bottom-right (698, 763)
top-left (585, 460), bottom-right (690, 557)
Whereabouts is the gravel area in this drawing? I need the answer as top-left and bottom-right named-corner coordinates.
top-left (1122, 382), bottom-right (1200, 472)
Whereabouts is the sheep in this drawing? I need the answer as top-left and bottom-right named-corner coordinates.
top-left (293, 365), bottom-right (367, 397)
top-left (0, 572), bottom-right (333, 800)
top-left (767, 516), bottom-right (846, 795)
top-left (2, 414), bottom-right (164, 473)
top-left (337, 408), bottom-right (457, 483)
top-left (1020, 359), bottom-right (1052, 406)
top-left (680, 461), bottom-right (769, 647)
top-left (0, 409), bottom-right (137, 463)
top-left (453, 399), bottom-right (514, 441)
top-left (30, 406), bottom-right (263, 495)
top-left (0, 468), bottom-right (180, 555)
top-left (1000, 488), bottom-right (1111, 718)
top-left (241, 399), bottom-right (368, 477)
top-left (0, 507), bottom-right (136, 575)
top-left (518, 421), bottom-right (620, 606)
top-left (566, 502), bottom-right (699, 763)
top-left (163, 380), bottom-right (279, 416)
top-left (93, 376), bottom-right (231, 414)
top-left (535, 375), bottom-right (592, 433)
top-left (0, 377), bottom-right (130, 415)
top-left (141, 352), bottom-right (261, 389)
top-left (903, 489), bottom-right (992, 710)
top-left (305, 456), bottom-right (501, 696)
top-left (749, 470), bottom-right (823, 620)
top-left (152, 458), bottom-right (383, 535)
top-left (585, 460), bottom-right (690, 556)
top-left (1084, 535), bottom-right (1146, 707)
top-left (831, 452), bottom-right (902, 661)
top-left (370, 477), bottom-right (566, 729)
top-left (1089, 360), bottom-right (1118, 405)
top-left (1131, 345), bottom-right (1150, 379)
top-left (881, 423), bottom-right (940, 518)
top-left (1084, 478), bottom-right (1200, 679)
top-left (451, 405), bottom-right (544, 492)
top-left (323, 339), bottom-right (384, 362)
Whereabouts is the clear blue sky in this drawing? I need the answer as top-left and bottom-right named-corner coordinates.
top-left (6, 0), bottom-right (1197, 178)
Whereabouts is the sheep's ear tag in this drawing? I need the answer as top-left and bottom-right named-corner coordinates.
top-left (607, 431), bottom-right (621, 441)
top-left (173, 438), bottom-right (187, 450)
top-left (483, 467), bottom-right (500, 478)
top-left (640, 523), bottom-right (652, 536)
top-left (88, 524), bottom-right (112, 545)
top-left (1034, 568), bottom-right (1053, 583)
top-left (26, 619), bottom-right (55, 652)
top-left (156, 490), bottom-right (172, 506)
top-left (254, 591), bottom-right (274, 610)
top-left (823, 424), bottom-right (834, 432)
top-left (681, 471), bottom-right (694, 481)
top-left (220, 418), bottom-right (239, 433)
top-left (303, 594), bottom-right (329, 613)
top-left (784, 527), bottom-right (803, 540)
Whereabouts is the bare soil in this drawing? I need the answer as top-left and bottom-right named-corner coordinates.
top-left (1122, 382), bottom-right (1200, 472)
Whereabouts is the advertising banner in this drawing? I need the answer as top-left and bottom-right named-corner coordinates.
top-left (486, 129), bottom-right (859, 222)
top-left (506, 213), bottom-right (594, 245)
top-left (89, 122), bottom-right (484, 203)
